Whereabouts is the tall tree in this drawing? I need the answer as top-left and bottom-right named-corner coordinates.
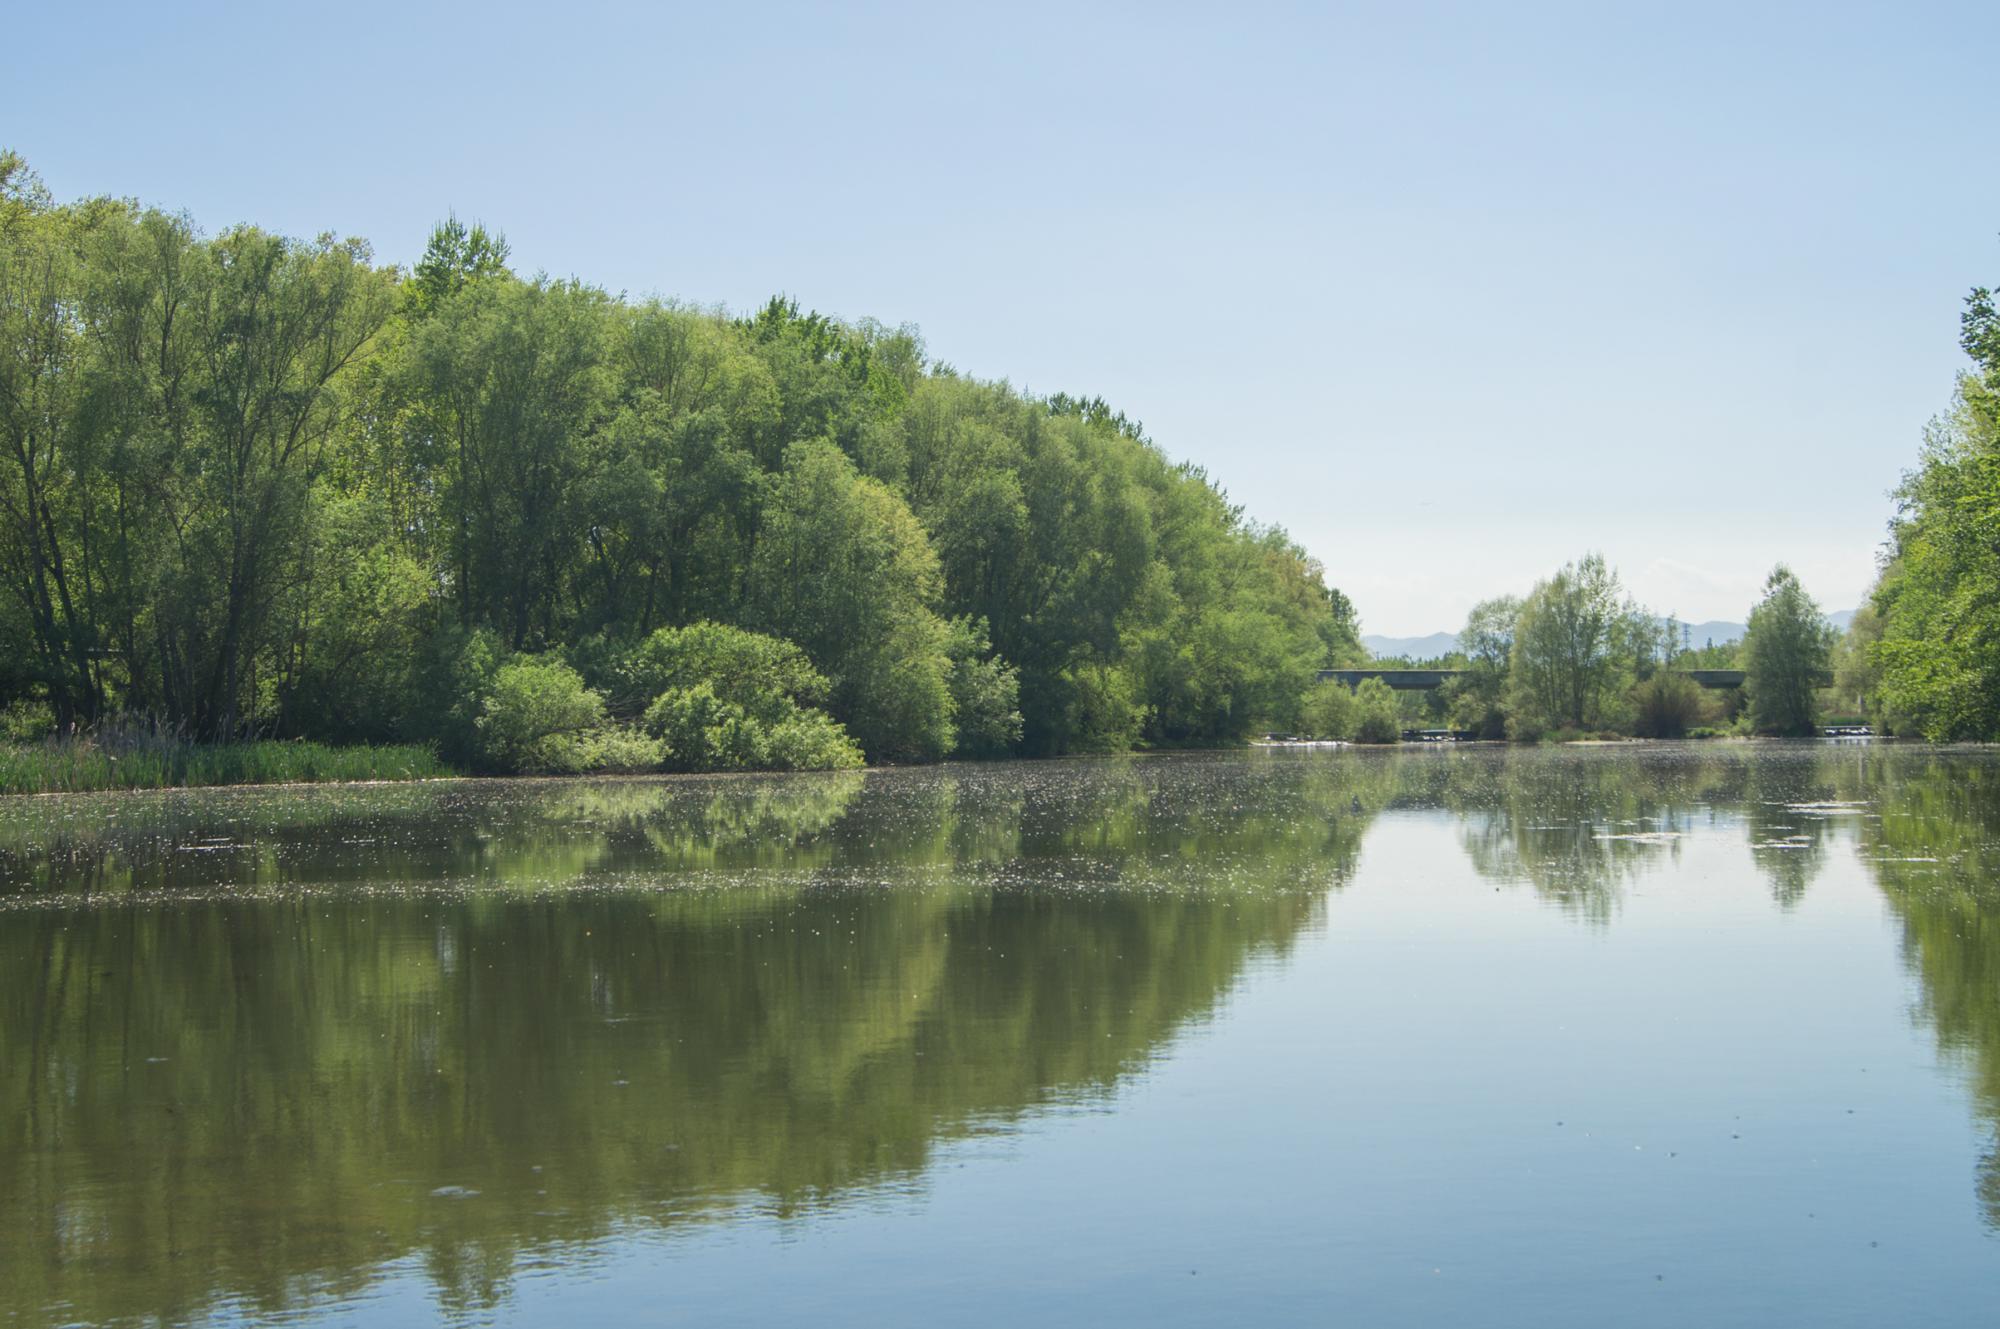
top-left (750, 442), bottom-right (955, 761)
top-left (403, 276), bottom-right (615, 649)
top-left (0, 158), bottom-right (103, 726)
top-left (1743, 565), bottom-right (1834, 736)
top-left (1446, 594), bottom-right (1520, 738)
top-left (0, 166), bottom-right (1363, 761)
top-left (1506, 555), bottom-right (1633, 737)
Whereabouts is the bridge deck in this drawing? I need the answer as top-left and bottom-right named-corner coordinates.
top-left (1318, 667), bottom-right (1821, 691)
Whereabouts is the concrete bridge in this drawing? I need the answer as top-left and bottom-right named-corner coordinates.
top-left (1318, 668), bottom-right (1813, 691)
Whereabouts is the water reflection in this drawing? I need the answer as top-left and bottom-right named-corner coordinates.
top-left (1849, 750), bottom-right (2000, 1226)
top-left (1, 759), bottom-right (1367, 1325)
top-left (5, 745), bottom-right (2000, 1324)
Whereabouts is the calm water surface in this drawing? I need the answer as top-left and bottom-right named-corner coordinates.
top-left (5, 743), bottom-right (2000, 1325)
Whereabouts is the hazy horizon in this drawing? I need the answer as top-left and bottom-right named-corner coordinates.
top-left (11, 0), bottom-right (1995, 634)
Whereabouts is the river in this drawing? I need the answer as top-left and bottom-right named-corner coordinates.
top-left (4, 743), bottom-right (1998, 1325)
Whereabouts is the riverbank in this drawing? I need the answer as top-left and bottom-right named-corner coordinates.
top-left (0, 740), bottom-right (454, 795)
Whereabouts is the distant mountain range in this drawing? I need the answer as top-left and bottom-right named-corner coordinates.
top-left (1362, 610), bottom-right (1856, 662)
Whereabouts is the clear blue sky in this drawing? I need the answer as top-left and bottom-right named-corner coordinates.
top-left (10, 0), bottom-right (1997, 634)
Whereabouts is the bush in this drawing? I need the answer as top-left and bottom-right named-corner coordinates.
top-left (618, 622), bottom-right (829, 722)
top-left (643, 684), bottom-right (864, 772)
top-left (762, 710), bottom-right (867, 771)
top-left (620, 624), bottom-right (868, 772)
top-left (1059, 661), bottom-right (1147, 753)
top-left (0, 700), bottom-right (53, 744)
top-left (1631, 671), bottom-right (1707, 739)
top-left (946, 617), bottom-right (1023, 757)
top-left (406, 624), bottom-right (504, 765)
top-left (476, 658), bottom-right (611, 773)
top-left (560, 726), bottom-right (665, 773)
top-left (0, 733), bottom-right (451, 794)
top-left (1300, 678), bottom-right (1355, 739)
top-left (1350, 678), bottom-right (1401, 744)
top-left (644, 685), bottom-right (765, 771)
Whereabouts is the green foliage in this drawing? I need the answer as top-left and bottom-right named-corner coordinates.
top-left (1350, 678), bottom-right (1402, 744)
top-left (619, 621), bottom-right (829, 721)
top-left (1872, 374), bottom-right (2000, 738)
top-left (752, 443), bottom-right (957, 761)
top-left (476, 658), bottom-right (620, 774)
top-left (1443, 595), bottom-right (1519, 738)
top-left (642, 684), bottom-right (863, 772)
top-left (1832, 599), bottom-right (1891, 730)
top-left (1058, 660), bottom-right (1148, 752)
top-left (621, 622), bottom-right (864, 772)
top-left (0, 162), bottom-right (1362, 764)
top-left (1630, 670), bottom-right (1707, 739)
top-left (404, 215), bottom-right (511, 317)
top-left (642, 685), bottom-right (770, 771)
top-left (944, 617), bottom-right (1023, 758)
top-left (1300, 678), bottom-right (1355, 739)
top-left (1742, 565), bottom-right (1835, 736)
top-left (0, 736), bottom-right (448, 794)
top-left (0, 699), bottom-right (51, 743)
top-left (405, 625), bottom-right (505, 766)
top-left (1506, 555), bottom-right (1643, 740)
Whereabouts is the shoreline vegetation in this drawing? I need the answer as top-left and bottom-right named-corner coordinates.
top-left (1, 149), bottom-right (1992, 774)
top-left (0, 728), bottom-right (1920, 798)
top-left (1319, 559), bottom-right (1850, 745)
top-left (0, 154), bottom-right (1361, 779)
top-left (0, 733), bottom-right (450, 796)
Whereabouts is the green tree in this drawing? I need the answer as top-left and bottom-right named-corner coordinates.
top-left (1506, 555), bottom-right (1633, 738)
top-left (403, 215), bottom-right (510, 318)
top-left (475, 657), bottom-right (653, 773)
top-left (403, 275), bottom-right (616, 650)
top-left (751, 442), bottom-right (956, 761)
top-left (1300, 677), bottom-right (1355, 739)
top-left (943, 617), bottom-right (1023, 757)
top-left (0, 163), bottom-right (1362, 764)
top-left (1831, 597), bottom-right (1888, 727)
top-left (1350, 677), bottom-right (1401, 743)
top-left (1444, 594), bottom-right (1519, 738)
top-left (1742, 565), bottom-right (1834, 736)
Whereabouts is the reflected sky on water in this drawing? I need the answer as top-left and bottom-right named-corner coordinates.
top-left (4, 744), bottom-right (1999, 1326)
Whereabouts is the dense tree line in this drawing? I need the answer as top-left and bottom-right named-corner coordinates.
top-left (1305, 553), bottom-right (1835, 742)
top-left (1851, 272), bottom-right (2000, 739)
top-left (0, 156), bottom-right (1360, 768)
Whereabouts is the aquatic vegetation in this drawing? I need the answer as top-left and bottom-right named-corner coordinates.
top-left (0, 737), bottom-right (451, 795)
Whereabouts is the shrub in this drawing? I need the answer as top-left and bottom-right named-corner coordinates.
top-left (561, 726), bottom-right (665, 773)
top-left (1350, 678), bottom-right (1402, 744)
top-left (406, 624), bottom-right (504, 765)
top-left (1630, 671), bottom-right (1707, 739)
top-left (476, 658), bottom-right (610, 773)
top-left (1300, 678), bottom-right (1355, 739)
top-left (0, 734), bottom-right (451, 794)
top-left (618, 622), bottom-right (829, 722)
top-left (0, 700), bottom-right (53, 744)
top-left (644, 683), bottom-right (864, 772)
top-left (762, 710), bottom-right (866, 771)
top-left (620, 623), bottom-right (868, 772)
top-left (1060, 661), bottom-right (1147, 753)
top-left (644, 685), bottom-right (765, 771)
top-left (946, 617), bottom-right (1023, 757)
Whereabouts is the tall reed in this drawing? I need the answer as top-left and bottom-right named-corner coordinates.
top-left (0, 735), bottom-right (452, 795)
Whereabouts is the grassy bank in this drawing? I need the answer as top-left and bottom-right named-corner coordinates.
top-left (0, 739), bottom-right (453, 795)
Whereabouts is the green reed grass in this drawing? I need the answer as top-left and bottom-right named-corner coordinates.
top-left (0, 738), bottom-right (453, 795)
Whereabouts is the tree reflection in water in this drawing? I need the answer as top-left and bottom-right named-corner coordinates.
top-left (6, 744), bottom-right (2000, 1323)
top-left (0, 758), bottom-right (1366, 1324)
